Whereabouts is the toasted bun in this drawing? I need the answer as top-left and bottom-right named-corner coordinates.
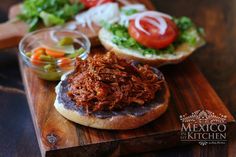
top-left (98, 28), bottom-right (205, 66)
top-left (54, 74), bottom-right (170, 130)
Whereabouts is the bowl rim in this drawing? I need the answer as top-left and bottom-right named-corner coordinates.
top-left (18, 27), bottom-right (91, 65)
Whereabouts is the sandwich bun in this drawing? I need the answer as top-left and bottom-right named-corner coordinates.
top-left (54, 85), bottom-right (169, 130)
top-left (98, 27), bottom-right (205, 66)
top-left (54, 67), bottom-right (170, 130)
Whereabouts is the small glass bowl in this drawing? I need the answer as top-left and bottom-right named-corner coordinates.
top-left (19, 28), bottom-right (91, 81)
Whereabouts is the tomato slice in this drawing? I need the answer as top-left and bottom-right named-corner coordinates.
top-left (128, 17), bottom-right (178, 49)
top-left (80, 0), bottom-right (113, 8)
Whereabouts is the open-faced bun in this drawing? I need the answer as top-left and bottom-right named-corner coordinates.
top-left (98, 28), bottom-right (205, 66)
top-left (54, 82), bottom-right (169, 130)
top-left (54, 60), bottom-right (170, 130)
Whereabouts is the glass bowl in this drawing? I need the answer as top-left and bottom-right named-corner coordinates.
top-left (19, 28), bottom-right (91, 81)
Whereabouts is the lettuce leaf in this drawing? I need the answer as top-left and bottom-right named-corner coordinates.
top-left (18, 0), bottom-right (84, 31)
top-left (39, 11), bottom-right (64, 27)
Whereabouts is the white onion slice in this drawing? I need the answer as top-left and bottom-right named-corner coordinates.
top-left (86, 14), bottom-right (95, 33)
top-left (75, 3), bottom-right (120, 32)
top-left (143, 17), bottom-right (167, 35)
top-left (121, 4), bottom-right (147, 12)
top-left (133, 11), bottom-right (171, 35)
top-left (119, 4), bottom-right (147, 27)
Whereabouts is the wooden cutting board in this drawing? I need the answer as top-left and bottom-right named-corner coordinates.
top-left (19, 50), bottom-right (235, 157)
top-left (18, 1), bottom-right (235, 157)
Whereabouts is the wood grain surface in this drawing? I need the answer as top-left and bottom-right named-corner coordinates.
top-left (1, 0), bottom-right (236, 157)
top-left (19, 47), bottom-right (235, 157)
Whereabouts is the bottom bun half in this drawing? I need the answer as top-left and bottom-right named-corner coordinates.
top-left (54, 82), bottom-right (170, 130)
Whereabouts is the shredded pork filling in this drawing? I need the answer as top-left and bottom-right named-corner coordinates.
top-left (67, 52), bottom-right (163, 112)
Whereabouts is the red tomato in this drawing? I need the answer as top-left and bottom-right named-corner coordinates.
top-left (128, 17), bottom-right (178, 49)
top-left (80, 0), bottom-right (113, 8)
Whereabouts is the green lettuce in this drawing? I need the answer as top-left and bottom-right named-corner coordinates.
top-left (106, 16), bottom-right (204, 56)
top-left (39, 11), bottom-right (64, 27)
top-left (18, 0), bottom-right (84, 31)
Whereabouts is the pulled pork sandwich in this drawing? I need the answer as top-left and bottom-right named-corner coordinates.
top-left (54, 52), bottom-right (170, 130)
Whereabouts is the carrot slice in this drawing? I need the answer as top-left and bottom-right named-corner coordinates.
top-left (46, 48), bottom-right (65, 58)
top-left (31, 51), bottom-right (43, 66)
top-left (33, 47), bottom-right (45, 54)
top-left (57, 57), bottom-right (73, 70)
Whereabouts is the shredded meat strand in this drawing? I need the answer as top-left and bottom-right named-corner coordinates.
top-left (67, 52), bottom-right (163, 112)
